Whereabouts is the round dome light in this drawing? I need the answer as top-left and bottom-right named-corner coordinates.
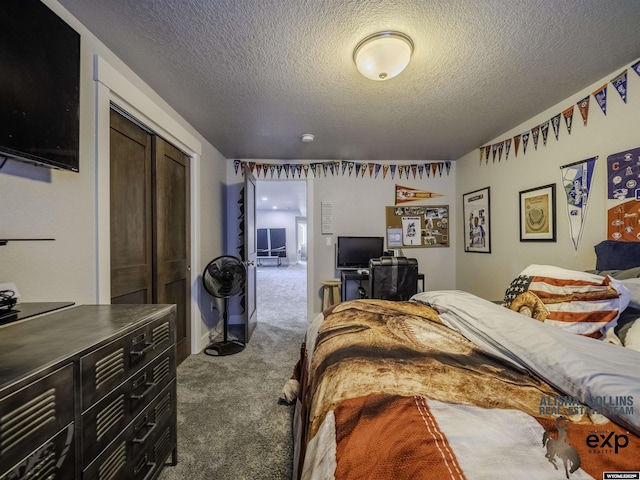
top-left (353, 31), bottom-right (413, 81)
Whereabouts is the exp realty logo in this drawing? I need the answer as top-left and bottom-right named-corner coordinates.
top-left (541, 413), bottom-right (633, 478)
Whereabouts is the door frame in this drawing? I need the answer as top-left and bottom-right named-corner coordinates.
top-left (94, 55), bottom-right (203, 355)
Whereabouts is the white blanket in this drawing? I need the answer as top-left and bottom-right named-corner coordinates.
top-left (413, 290), bottom-right (640, 435)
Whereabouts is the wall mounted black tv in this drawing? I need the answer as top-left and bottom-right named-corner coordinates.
top-left (0, 0), bottom-right (81, 172)
top-left (336, 236), bottom-right (385, 270)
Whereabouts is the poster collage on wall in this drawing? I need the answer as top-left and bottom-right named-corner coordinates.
top-left (607, 147), bottom-right (640, 242)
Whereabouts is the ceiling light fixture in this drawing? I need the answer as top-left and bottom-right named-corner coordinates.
top-left (301, 133), bottom-right (314, 143)
top-left (353, 31), bottom-right (413, 81)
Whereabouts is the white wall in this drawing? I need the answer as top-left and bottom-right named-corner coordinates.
top-left (0, 0), bottom-right (227, 353)
top-left (456, 58), bottom-right (640, 301)
top-left (227, 161), bottom-right (457, 314)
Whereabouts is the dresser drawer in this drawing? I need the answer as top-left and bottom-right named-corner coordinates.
top-left (81, 347), bottom-right (175, 466)
top-left (0, 364), bottom-right (74, 475)
top-left (80, 315), bottom-right (175, 412)
top-left (0, 423), bottom-right (75, 480)
top-left (83, 380), bottom-right (176, 480)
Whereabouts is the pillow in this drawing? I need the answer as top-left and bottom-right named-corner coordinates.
top-left (503, 264), bottom-right (630, 339)
top-left (588, 266), bottom-right (640, 279)
top-left (619, 278), bottom-right (640, 309)
top-left (594, 240), bottom-right (640, 271)
top-left (615, 307), bottom-right (640, 351)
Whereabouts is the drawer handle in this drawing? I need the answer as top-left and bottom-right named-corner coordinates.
top-left (134, 454), bottom-right (156, 480)
top-left (130, 382), bottom-right (157, 401)
top-left (130, 342), bottom-right (155, 357)
top-left (132, 422), bottom-right (157, 444)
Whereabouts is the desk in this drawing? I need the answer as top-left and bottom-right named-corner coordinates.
top-left (340, 271), bottom-right (424, 302)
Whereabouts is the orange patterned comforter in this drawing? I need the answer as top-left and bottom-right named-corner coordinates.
top-left (291, 299), bottom-right (639, 480)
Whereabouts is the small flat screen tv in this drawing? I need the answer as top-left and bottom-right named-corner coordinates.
top-left (336, 236), bottom-right (385, 270)
top-left (0, 0), bottom-right (81, 172)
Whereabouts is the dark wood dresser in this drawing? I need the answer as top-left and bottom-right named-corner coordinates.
top-left (0, 304), bottom-right (177, 479)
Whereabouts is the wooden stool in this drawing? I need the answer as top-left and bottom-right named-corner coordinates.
top-left (321, 279), bottom-right (342, 310)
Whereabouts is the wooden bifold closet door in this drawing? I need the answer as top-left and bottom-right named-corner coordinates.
top-left (110, 109), bottom-right (191, 364)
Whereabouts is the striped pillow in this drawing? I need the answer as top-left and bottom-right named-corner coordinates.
top-left (503, 264), bottom-right (630, 339)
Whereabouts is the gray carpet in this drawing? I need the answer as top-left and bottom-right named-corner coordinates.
top-left (159, 263), bottom-right (308, 479)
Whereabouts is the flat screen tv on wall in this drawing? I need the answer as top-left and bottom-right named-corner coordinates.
top-left (0, 0), bottom-right (81, 172)
top-left (335, 236), bottom-right (385, 270)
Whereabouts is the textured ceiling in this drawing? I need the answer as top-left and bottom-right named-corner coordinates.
top-left (58, 0), bottom-right (640, 161)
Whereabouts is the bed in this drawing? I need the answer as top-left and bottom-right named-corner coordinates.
top-left (282, 241), bottom-right (640, 479)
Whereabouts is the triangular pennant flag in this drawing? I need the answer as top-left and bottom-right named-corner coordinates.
top-left (355, 162), bottom-right (362, 177)
top-left (262, 164), bottom-right (269, 177)
top-left (390, 164), bottom-right (397, 179)
top-left (492, 144), bottom-right (498, 163)
top-left (485, 145), bottom-right (491, 164)
top-left (375, 163), bottom-right (382, 178)
top-left (445, 161), bottom-right (451, 175)
top-left (425, 163), bottom-right (431, 178)
top-left (531, 125), bottom-right (540, 150)
top-left (513, 134), bottom-right (521, 157)
top-left (233, 159), bottom-right (241, 174)
top-left (431, 163), bottom-right (438, 177)
top-left (632, 60), bottom-right (640, 77)
top-left (479, 148), bottom-right (484, 164)
top-left (361, 163), bottom-right (367, 177)
top-left (347, 161), bottom-right (354, 176)
top-left (551, 114), bottom-right (561, 140)
top-left (382, 164), bottom-right (389, 178)
top-left (395, 185), bottom-right (444, 204)
top-left (563, 105), bottom-right (574, 134)
top-left (248, 162), bottom-right (256, 175)
top-left (522, 131), bottom-right (530, 154)
top-left (437, 162), bottom-right (444, 176)
top-left (504, 138), bottom-right (512, 161)
top-left (269, 165), bottom-right (276, 178)
top-left (302, 164), bottom-right (310, 177)
top-left (611, 70), bottom-right (627, 103)
top-left (497, 141), bottom-right (504, 162)
top-left (540, 121), bottom-right (549, 146)
top-left (418, 164), bottom-right (424, 178)
top-left (411, 165), bottom-right (417, 178)
top-left (577, 96), bottom-right (590, 126)
top-left (283, 164), bottom-right (291, 178)
top-left (276, 164), bottom-right (283, 178)
top-left (368, 163), bottom-right (375, 177)
top-left (398, 164), bottom-right (404, 179)
top-left (593, 84), bottom-right (607, 115)
top-left (560, 157), bottom-right (597, 251)
top-left (405, 165), bottom-right (411, 178)
top-left (310, 163), bottom-right (318, 177)
top-left (341, 161), bottom-right (348, 176)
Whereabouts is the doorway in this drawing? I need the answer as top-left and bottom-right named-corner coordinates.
top-left (255, 180), bottom-right (307, 326)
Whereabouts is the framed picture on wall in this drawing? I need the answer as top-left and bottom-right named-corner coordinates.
top-left (463, 187), bottom-right (491, 253)
top-left (519, 184), bottom-right (556, 242)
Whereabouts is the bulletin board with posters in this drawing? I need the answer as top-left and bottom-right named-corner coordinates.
top-left (607, 146), bottom-right (640, 242)
top-left (385, 205), bottom-right (450, 248)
